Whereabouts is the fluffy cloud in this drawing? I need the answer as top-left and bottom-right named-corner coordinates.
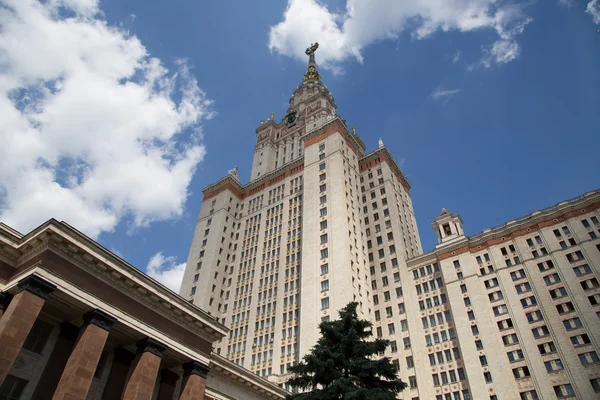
top-left (587, 0), bottom-right (600, 24)
top-left (269, 0), bottom-right (533, 69)
top-left (146, 252), bottom-right (186, 292)
top-left (558, 0), bottom-right (576, 7)
top-left (0, 0), bottom-right (214, 239)
top-left (431, 88), bottom-right (461, 101)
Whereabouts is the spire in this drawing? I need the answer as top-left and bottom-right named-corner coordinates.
top-left (303, 42), bottom-right (321, 81)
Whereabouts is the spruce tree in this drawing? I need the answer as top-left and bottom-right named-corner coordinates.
top-left (286, 302), bottom-right (407, 400)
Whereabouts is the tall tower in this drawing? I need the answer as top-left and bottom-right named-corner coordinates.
top-left (180, 44), bottom-right (419, 390)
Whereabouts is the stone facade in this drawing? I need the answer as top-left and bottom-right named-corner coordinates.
top-left (0, 220), bottom-right (288, 400)
top-left (181, 49), bottom-right (600, 399)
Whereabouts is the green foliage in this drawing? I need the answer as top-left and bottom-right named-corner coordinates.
top-left (286, 302), bottom-right (407, 400)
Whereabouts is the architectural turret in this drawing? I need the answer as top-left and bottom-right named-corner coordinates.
top-left (433, 207), bottom-right (465, 247)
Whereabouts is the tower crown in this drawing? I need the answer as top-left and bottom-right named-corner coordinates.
top-left (303, 42), bottom-right (320, 81)
top-left (433, 208), bottom-right (465, 248)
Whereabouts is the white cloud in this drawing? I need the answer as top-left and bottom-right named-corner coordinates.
top-left (587, 0), bottom-right (600, 24)
top-left (0, 0), bottom-right (214, 239)
top-left (431, 88), bottom-right (461, 101)
top-left (146, 252), bottom-right (186, 292)
top-left (269, 0), bottom-right (533, 70)
top-left (558, 0), bottom-right (576, 7)
top-left (453, 51), bottom-right (461, 64)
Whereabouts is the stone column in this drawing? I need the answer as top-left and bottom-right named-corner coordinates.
top-left (156, 370), bottom-right (179, 400)
top-left (52, 309), bottom-right (117, 400)
top-left (100, 348), bottom-right (135, 400)
top-left (0, 275), bottom-right (55, 385)
top-left (178, 361), bottom-right (210, 400)
top-left (0, 292), bottom-right (13, 319)
top-left (32, 323), bottom-right (80, 400)
top-left (122, 338), bottom-right (166, 400)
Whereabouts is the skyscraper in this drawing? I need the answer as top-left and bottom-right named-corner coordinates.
top-left (181, 44), bottom-right (600, 399)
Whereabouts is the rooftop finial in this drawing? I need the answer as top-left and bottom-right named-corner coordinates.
top-left (378, 138), bottom-right (384, 148)
top-left (303, 43), bottom-right (321, 81)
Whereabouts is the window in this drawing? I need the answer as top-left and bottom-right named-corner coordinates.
top-left (479, 355), bottom-right (488, 366)
top-left (526, 310), bottom-right (543, 323)
top-left (0, 375), bottom-right (28, 400)
top-left (498, 318), bottom-right (514, 330)
top-left (319, 184), bottom-right (326, 193)
top-left (321, 263), bottom-right (329, 274)
top-left (521, 296), bottom-right (537, 308)
top-left (388, 323), bottom-right (395, 334)
top-left (321, 297), bottom-right (330, 309)
top-left (507, 349), bottom-right (524, 362)
top-left (320, 195), bottom-right (327, 204)
top-left (566, 251), bottom-right (584, 263)
top-left (591, 378), bottom-right (600, 392)
top-left (321, 280), bottom-right (329, 291)
top-left (320, 233), bottom-right (328, 244)
top-left (537, 260), bottom-right (554, 272)
top-left (512, 366), bottom-right (530, 379)
top-left (409, 376), bottom-right (417, 389)
top-left (553, 384), bottom-right (575, 398)
top-left (320, 220), bottom-right (328, 230)
top-left (556, 301), bottom-right (575, 315)
top-left (532, 325), bottom-right (550, 338)
top-left (319, 162), bottom-right (326, 171)
top-left (319, 143), bottom-right (325, 151)
top-left (319, 173), bottom-right (326, 181)
top-left (520, 390), bottom-right (539, 400)
top-left (484, 371), bottom-right (493, 383)
top-left (578, 351), bottom-right (599, 365)
top-left (538, 341), bottom-right (557, 354)
top-left (581, 278), bottom-right (600, 290)
top-left (485, 278), bottom-right (499, 288)
top-left (515, 282), bottom-right (531, 294)
top-left (23, 319), bottom-right (54, 354)
top-left (511, 269), bottom-right (526, 281)
top-left (544, 358), bottom-right (564, 372)
top-left (543, 273), bottom-right (561, 285)
top-left (320, 207), bottom-right (327, 217)
top-left (573, 264), bottom-right (591, 276)
top-left (489, 291), bottom-right (503, 302)
top-left (493, 304), bottom-right (508, 316)
top-left (550, 287), bottom-right (568, 299)
top-left (570, 333), bottom-right (591, 347)
top-left (563, 317), bottom-right (583, 330)
top-left (320, 248), bottom-right (328, 258)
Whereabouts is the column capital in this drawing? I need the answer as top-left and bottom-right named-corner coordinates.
top-left (83, 309), bottom-right (117, 332)
top-left (182, 361), bottom-right (210, 379)
top-left (160, 369), bottom-right (180, 385)
top-left (59, 323), bottom-right (80, 341)
top-left (17, 275), bottom-right (56, 300)
top-left (0, 292), bottom-right (13, 311)
top-left (136, 338), bottom-right (167, 358)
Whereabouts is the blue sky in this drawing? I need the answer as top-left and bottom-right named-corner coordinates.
top-left (0, 0), bottom-right (599, 291)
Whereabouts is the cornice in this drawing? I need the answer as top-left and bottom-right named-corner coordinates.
top-left (209, 353), bottom-right (289, 399)
top-left (201, 157), bottom-right (305, 202)
top-left (408, 190), bottom-right (600, 267)
top-left (359, 147), bottom-right (411, 191)
top-left (303, 117), bottom-right (366, 153)
top-left (1, 220), bottom-right (228, 343)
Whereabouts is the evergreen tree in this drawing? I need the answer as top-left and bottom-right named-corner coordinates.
top-left (286, 302), bottom-right (407, 400)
